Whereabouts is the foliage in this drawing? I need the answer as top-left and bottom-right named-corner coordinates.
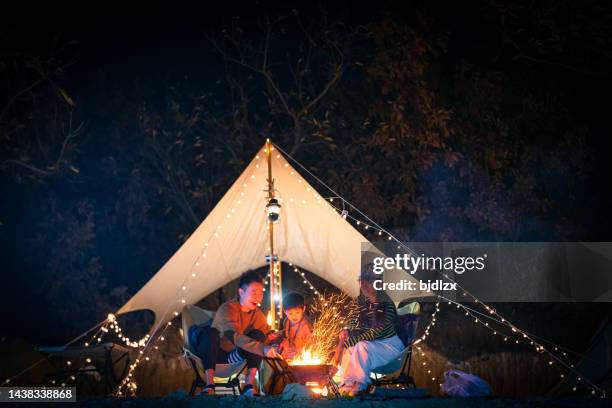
top-left (1, 3), bottom-right (610, 342)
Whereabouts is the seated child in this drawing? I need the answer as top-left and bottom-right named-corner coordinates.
top-left (277, 292), bottom-right (313, 360)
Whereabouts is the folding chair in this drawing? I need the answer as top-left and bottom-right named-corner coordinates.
top-left (370, 346), bottom-right (416, 388)
top-left (180, 305), bottom-right (246, 395)
top-left (370, 302), bottom-right (420, 388)
top-left (36, 342), bottom-right (130, 393)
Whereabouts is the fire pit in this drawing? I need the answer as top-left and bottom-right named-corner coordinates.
top-left (284, 347), bottom-right (339, 395)
top-left (262, 358), bottom-right (338, 396)
top-left (289, 364), bottom-right (336, 395)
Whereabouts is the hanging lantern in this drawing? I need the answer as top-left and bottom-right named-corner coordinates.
top-left (266, 198), bottom-right (281, 222)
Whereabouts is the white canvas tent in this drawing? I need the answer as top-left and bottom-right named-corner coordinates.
top-left (117, 142), bottom-right (428, 331)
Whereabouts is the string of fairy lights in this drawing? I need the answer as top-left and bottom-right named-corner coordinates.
top-left (115, 153), bottom-right (265, 396)
top-left (341, 213), bottom-right (603, 394)
top-left (0, 147), bottom-right (327, 389)
top-left (111, 147), bottom-right (297, 395)
top-left (436, 295), bottom-right (603, 395)
top-left (275, 142), bottom-right (607, 397)
top-left (322, 197), bottom-right (606, 396)
top-left (413, 299), bottom-right (442, 383)
top-left (111, 152), bottom-right (264, 395)
top-left (109, 144), bottom-right (307, 394)
top-left (287, 263), bottom-right (443, 388)
top-left (288, 257), bottom-right (443, 387)
top-left (6, 143), bottom-right (605, 398)
top-left (116, 144), bottom-right (605, 397)
top-left (289, 263), bottom-right (324, 301)
top-left (47, 324), bottom-right (111, 388)
top-left (263, 263), bottom-right (284, 326)
top-left (2, 318), bottom-right (108, 387)
top-left (262, 262), bottom-right (325, 327)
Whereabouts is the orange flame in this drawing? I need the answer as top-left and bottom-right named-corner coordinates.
top-left (288, 347), bottom-right (323, 366)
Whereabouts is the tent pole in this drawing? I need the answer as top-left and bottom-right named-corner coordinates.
top-left (266, 139), bottom-right (278, 331)
top-left (277, 261), bottom-right (283, 320)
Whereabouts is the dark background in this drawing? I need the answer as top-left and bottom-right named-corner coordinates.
top-left (1, 0), bottom-right (611, 358)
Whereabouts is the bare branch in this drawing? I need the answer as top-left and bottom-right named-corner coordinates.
top-left (302, 63), bottom-right (344, 115)
top-left (206, 30), bottom-right (295, 120)
top-left (2, 159), bottom-right (50, 176)
top-left (55, 110), bottom-right (83, 170)
top-left (0, 58), bottom-right (75, 125)
top-left (499, 26), bottom-right (612, 78)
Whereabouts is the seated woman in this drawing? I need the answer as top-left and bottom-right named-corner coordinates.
top-left (332, 268), bottom-right (404, 396)
top-left (195, 270), bottom-right (280, 396)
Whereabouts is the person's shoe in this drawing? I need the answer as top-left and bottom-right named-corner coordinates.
top-left (347, 382), bottom-right (368, 397)
top-left (198, 384), bottom-right (215, 396)
top-left (241, 383), bottom-right (259, 397)
top-left (338, 381), bottom-right (355, 397)
top-left (349, 382), bottom-right (371, 397)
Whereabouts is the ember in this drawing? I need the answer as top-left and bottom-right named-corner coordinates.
top-left (299, 292), bottom-right (360, 365)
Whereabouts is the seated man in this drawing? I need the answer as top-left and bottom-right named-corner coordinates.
top-left (332, 268), bottom-right (404, 396)
top-left (195, 270), bottom-right (279, 396)
top-left (277, 292), bottom-right (313, 360)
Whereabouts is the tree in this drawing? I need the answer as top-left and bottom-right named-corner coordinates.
top-left (0, 38), bottom-right (83, 182)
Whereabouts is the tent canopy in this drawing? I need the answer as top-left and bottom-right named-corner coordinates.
top-left (117, 142), bottom-right (427, 331)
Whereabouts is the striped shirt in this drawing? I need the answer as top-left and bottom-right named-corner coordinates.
top-left (344, 299), bottom-right (397, 348)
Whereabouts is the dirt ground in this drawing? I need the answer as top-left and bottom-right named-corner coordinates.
top-left (63, 394), bottom-right (611, 408)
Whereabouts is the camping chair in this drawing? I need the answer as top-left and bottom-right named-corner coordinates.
top-left (180, 304), bottom-right (246, 395)
top-left (370, 302), bottom-right (420, 388)
top-left (36, 342), bottom-right (130, 393)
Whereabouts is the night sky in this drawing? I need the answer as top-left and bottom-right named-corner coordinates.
top-left (2, 1), bottom-right (612, 348)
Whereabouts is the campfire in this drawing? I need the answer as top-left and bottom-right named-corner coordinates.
top-left (288, 347), bottom-right (332, 395)
top-left (289, 347), bottom-right (322, 366)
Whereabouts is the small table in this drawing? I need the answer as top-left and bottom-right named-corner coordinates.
top-left (36, 342), bottom-right (130, 393)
